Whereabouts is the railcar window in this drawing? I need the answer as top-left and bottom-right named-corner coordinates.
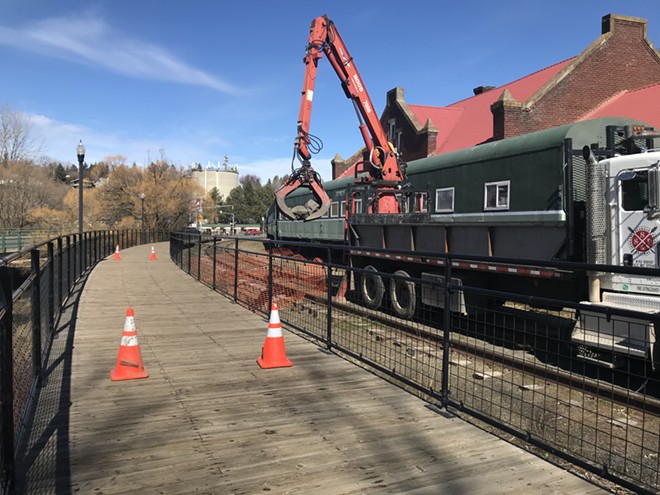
top-left (484, 181), bottom-right (510, 210)
top-left (330, 202), bottom-right (339, 217)
top-left (415, 192), bottom-right (428, 213)
top-left (435, 187), bottom-right (454, 212)
top-left (395, 193), bottom-right (409, 213)
top-left (621, 172), bottom-right (649, 211)
top-left (340, 201), bottom-right (346, 217)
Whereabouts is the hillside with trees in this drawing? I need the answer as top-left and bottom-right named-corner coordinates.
top-left (0, 104), bottom-right (281, 233)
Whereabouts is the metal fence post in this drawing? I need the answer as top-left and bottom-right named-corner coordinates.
top-left (234, 238), bottom-right (240, 303)
top-left (267, 243), bottom-right (273, 312)
top-left (31, 249), bottom-right (43, 386)
top-left (87, 232), bottom-right (91, 269)
top-left (187, 235), bottom-right (191, 274)
top-left (47, 242), bottom-right (54, 333)
top-left (326, 247), bottom-right (332, 351)
top-left (57, 238), bottom-right (63, 310)
top-left (212, 237), bottom-right (217, 291)
top-left (0, 266), bottom-right (15, 493)
top-left (441, 254), bottom-right (452, 407)
top-left (66, 236), bottom-right (71, 294)
top-left (197, 236), bottom-right (202, 282)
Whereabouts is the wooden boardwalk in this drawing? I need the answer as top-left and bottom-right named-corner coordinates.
top-left (15, 243), bottom-right (608, 494)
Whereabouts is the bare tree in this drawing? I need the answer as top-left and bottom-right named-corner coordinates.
top-left (0, 103), bottom-right (44, 165)
top-left (0, 161), bottom-right (64, 228)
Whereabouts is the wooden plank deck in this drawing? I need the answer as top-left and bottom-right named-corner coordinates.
top-left (15, 243), bottom-right (608, 494)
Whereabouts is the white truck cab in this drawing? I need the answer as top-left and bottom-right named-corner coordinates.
top-left (573, 149), bottom-right (660, 367)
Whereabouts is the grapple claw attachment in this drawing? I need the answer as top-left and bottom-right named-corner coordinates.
top-left (275, 162), bottom-right (331, 221)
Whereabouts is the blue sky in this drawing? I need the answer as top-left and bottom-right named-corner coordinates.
top-left (1, 1), bottom-right (658, 182)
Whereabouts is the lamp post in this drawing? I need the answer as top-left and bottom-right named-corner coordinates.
top-left (140, 193), bottom-right (145, 243)
top-left (217, 205), bottom-right (234, 235)
top-left (76, 140), bottom-right (85, 234)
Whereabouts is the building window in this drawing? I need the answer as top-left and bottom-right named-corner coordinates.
top-left (435, 187), bottom-right (454, 212)
top-left (484, 181), bottom-right (510, 210)
top-left (388, 119), bottom-right (396, 142)
top-left (330, 201), bottom-right (339, 217)
top-left (396, 129), bottom-right (402, 153)
top-left (353, 198), bottom-right (363, 214)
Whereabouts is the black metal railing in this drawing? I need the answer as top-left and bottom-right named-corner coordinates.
top-left (170, 232), bottom-right (660, 494)
top-left (0, 229), bottom-right (168, 493)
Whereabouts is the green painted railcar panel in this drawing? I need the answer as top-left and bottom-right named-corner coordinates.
top-left (405, 117), bottom-right (648, 215)
top-left (277, 218), bottom-right (345, 242)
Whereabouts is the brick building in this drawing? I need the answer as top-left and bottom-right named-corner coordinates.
top-left (332, 14), bottom-right (660, 179)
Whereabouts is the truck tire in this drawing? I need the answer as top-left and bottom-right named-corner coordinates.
top-left (389, 270), bottom-right (416, 319)
top-left (360, 265), bottom-right (384, 309)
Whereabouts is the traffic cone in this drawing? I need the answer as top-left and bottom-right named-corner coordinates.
top-left (113, 244), bottom-right (121, 260)
top-left (149, 245), bottom-right (158, 261)
top-left (257, 303), bottom-right (292, 369)
top-left (110, 308), bottom-right (149, 381)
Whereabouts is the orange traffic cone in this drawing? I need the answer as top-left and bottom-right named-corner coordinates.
top-left (149, 245), bottom-right (158, 261)
top-left (257, 303), bottom-right (292, 369)
top-left (110, 308), bottom-right (149, 381)
top-left (113, 244), bottom-right (121, 260)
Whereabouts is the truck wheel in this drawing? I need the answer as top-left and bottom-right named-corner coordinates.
top-left (360, 265), bottom-right (384, 309)
top-left (389, 270), bottom-right (416, 319)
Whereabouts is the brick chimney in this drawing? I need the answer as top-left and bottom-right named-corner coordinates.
top-left (331, 154), bottom-right (348, 179)
top-left (473, 86), bottom-right (496, 96)
top-left (491, 89), bottom-right (523, 140)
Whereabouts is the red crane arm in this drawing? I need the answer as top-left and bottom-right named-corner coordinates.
top-left (297, 15), bottom-right (405, 183)
top-left (276, 14), bottom-right (407, 221)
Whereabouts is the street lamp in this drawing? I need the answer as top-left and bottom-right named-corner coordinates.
top-left (217, 205), bottom-right (234, 235)
top-left (140, 193), bottom-right (145, 243)
top-left (76, 140), bottom-right (85, 234)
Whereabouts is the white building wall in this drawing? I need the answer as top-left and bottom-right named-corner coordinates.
top-left (192, 169), bottom-right (239, 199)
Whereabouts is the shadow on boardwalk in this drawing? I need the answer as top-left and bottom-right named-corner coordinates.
top-left (15, 271), bottom-right (89, 494)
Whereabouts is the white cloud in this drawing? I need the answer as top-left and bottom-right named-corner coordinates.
top-left (29, 112), bottom-right (172, 165)
top-left (0, 14), bottom-right (242, 94)
top-left (28, 111), bottom-right (334, 185)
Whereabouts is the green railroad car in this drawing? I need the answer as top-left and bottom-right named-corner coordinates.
top-left (268, 117), bottom-right (660, 367)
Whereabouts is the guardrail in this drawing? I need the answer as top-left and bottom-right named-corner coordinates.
top-left (0, 229), bottom-right (168, 493)
top-left (171, 232), bottom-right (660, 495)
top-left (0, 230), bottom-right (64, 254)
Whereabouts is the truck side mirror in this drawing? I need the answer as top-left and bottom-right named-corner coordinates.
top-left (648, 163), bottom-right (660, 210)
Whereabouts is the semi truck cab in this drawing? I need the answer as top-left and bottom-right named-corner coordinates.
top-left (573, 148), bottom-right (660, 367)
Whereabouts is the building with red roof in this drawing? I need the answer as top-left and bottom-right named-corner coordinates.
top-left (332, 14), bottom-right (660, 179)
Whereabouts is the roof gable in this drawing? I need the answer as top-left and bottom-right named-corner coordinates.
top-left (580, 82), bottom-right (660, 129)
top-left (408, 59), bottom-right (573, 154)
